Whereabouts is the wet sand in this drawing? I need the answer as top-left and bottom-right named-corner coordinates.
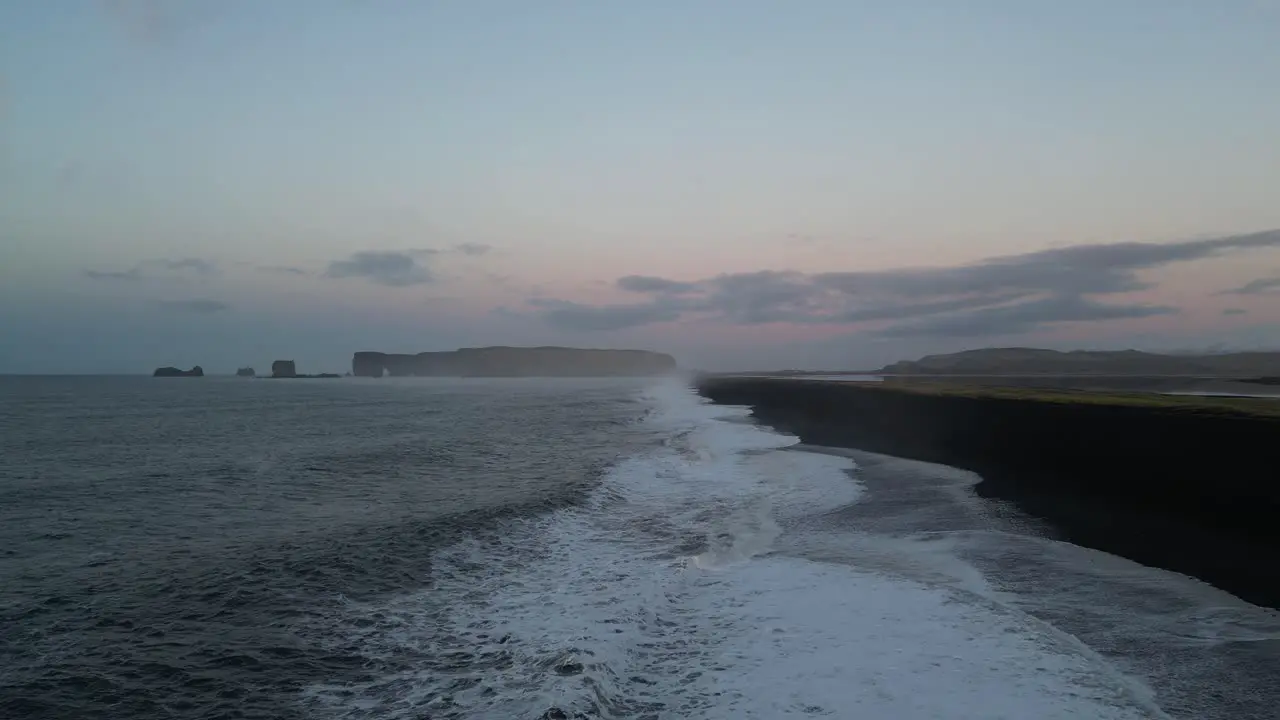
top-left (694, 375), bottom-right (1280, 608)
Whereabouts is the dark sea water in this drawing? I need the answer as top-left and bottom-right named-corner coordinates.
top-left (2, 376), bottom-right (1278, 719)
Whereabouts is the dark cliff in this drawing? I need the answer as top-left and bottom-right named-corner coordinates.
top-left (271, 360), bottom-right (297, 378)
top-left (352, 346), bottom-right (677, 378)
top-left (696, 377), bottom-right (1280, 608)
top-left (153, 366), bottom-right (203, 377)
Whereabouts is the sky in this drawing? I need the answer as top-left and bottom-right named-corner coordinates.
top-left (1, 0), bottom-right (1279, 373)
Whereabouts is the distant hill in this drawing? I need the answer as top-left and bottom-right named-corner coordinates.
top-left (875, 348), bottom-right (1280, 376)
top-left (352, 346), bottom-right (677, 377)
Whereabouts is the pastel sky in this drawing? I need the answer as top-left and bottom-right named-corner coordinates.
top-left (2, 0), bottom-right (1279, 373)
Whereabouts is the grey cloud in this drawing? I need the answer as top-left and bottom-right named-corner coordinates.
top-left (322, 245), bottom-right (496, 286)
top-left (155, 257), bottom-right (217, 275)
top-left (701, 271), bottom-right (829, 324)
top-left (454, 242), bottom-right (493, 257)
top-left (258, 265), bottom-right (309, 276)
top-left (812, 258), bottom-right (1148, 298)
top-left (1223, 308), bottom-right (1249, 316)
top-left (1222, 277), bottom-right (1280, 295)
top-left (1031, 232), bottom-right (1280, 268)
top-left (528, 229), bottom-right (1279, 335)
top-left (837, 291), bottom-right (1034, 323)
top-left (812, 230), bottom-right (1280, 299)
top-left (85, 257), bottom-right (218, 281)
top-left (157, 299), bottom-right (229, 314)
top-left (324, 251), bottom-right (433, 287)
top-left (617, 275), bottom-right (700, 294)
top-left (85, 268), bottom-right (144, 281)
top-left (872, 296), bottom-right (1178, 339)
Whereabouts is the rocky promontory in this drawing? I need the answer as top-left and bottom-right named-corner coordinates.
top-left (271, 360), bottom-right (298, 378)
top-left (695, 376), bottom-right (1280, 608)
top-left (265, 360), bottom-right (340, 379)
top-left (352, 346), bottom-right (677, 377)
top-left (153, 366), bottom-right (204, 377)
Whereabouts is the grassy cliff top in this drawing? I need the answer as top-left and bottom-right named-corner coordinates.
top-left (710, 377), bottom-right (1280, 418)
top-left (874, 347), bottom-right (1280, 376)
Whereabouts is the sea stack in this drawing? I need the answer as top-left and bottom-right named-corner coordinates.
top-left (235, 367), bottom-right (255, 377)
top-left (271, 360), bottom-right (298, 378)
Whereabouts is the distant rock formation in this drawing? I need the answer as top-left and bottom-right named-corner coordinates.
top-left (153, 366), bottom-right (204, 377)
top-left (264, 360), bottom-right (340, 379)
top-left (271, 360), bottom-right (297, 378)
top-left (235, 367), bottom-right (255, 377)
top-left (352, 346), bottom-right (677, 378)
top-left (877, 348), bottom-right (1280, 376)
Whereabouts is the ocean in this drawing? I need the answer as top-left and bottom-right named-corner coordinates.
top-left (1, 376), bottom-right (1278, 719)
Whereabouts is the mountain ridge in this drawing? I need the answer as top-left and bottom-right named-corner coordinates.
top-left (875, 347), bottom-right (1280, 376)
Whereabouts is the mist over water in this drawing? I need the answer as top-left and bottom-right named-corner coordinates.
top-left (2, 376), bottom-right (1277, 718)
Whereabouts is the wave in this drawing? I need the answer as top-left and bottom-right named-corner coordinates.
top-left (303, 378), bottom-right (1169, 719)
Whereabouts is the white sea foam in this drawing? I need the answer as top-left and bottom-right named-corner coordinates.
top-left (305, 377), bottom-right (1167, 719)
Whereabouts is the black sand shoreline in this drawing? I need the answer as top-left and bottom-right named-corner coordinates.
top-left (694, 376), bottom-right (1280, 609)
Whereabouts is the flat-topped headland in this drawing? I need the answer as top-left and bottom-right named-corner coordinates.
top-left (694, 375), bottom-right (1280, 608)
top-left (353, 346), bottom-right (677, 377)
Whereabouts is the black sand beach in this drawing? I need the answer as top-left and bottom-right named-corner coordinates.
top-left (694, 375), bottom-right (1280, 608)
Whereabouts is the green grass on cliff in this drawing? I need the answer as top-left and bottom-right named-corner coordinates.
top-left (742, 378), bottom-right (1280, 418)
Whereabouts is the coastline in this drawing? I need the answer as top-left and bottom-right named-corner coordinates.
top-left (693, 375), bottom-right (1280, 609)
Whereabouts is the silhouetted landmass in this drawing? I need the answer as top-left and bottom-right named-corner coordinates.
top-left (352, 346), bottom-right (677, 377)
top-left (695, 376), bottom-right (1280, 608)
top-left (877, 347), bottom-right (1280, 376)
top-left (1243, 376), bottom-right (1280, 386)
top-left (235, 367), bottom-right (255, 377)
top-left (271, 360), bottom-right (297, 378)
top-left (153, 366), bottom-right (203, 377)
top-left (263, 360), bottom-right (339, 379)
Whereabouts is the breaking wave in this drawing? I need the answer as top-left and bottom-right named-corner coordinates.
top-left (304, 378), bottom-right (1170, 719)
